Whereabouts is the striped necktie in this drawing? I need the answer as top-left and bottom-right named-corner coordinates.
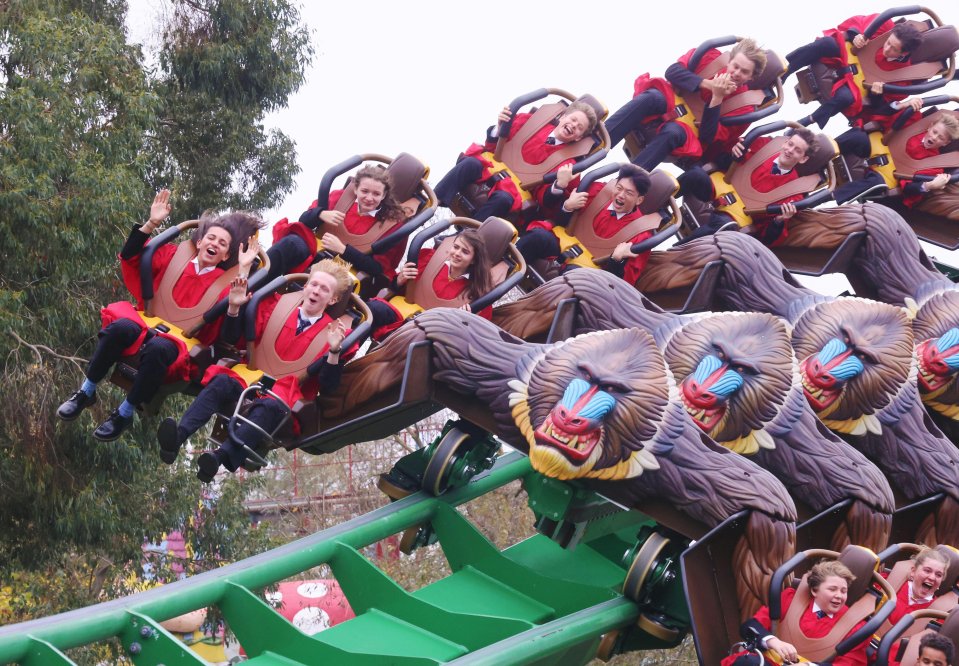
top-left (296, 314), bottom-right (311, 335)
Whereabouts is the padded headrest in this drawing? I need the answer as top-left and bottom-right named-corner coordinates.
top-left (386, 152), bottom-right (427, 202)
top-left (839, 545), bottom-right (880, 605)
top-left (795, 133), bottom-right (837, 177)
top-left (478, 216), bottom-right (517, 259)
top-left (940, 606), bottom-right (959, 646)
top-left (935, 545), bottom-right (959, 595)
top-left (750, 49), bottom-right (786, 90)
top-left (909, 25), bottom-right (959, 64)
top-left (283, 275), bottom-right (355, 320)
top-left (573, 94), bottom-right (608, 123)
top-left (912, 108), bottom-right (959, 154)
top-left (639, 169), bottom-right (679, 215)
top-left (326, 290), bottom-right (354, 319)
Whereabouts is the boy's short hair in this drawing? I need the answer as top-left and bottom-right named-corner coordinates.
top-left (564, 100), bottom-right (599, 134)
top-left (892, 22), bottom-right (923, 54)
top-left (789, 127), bottom-right (820, 160)
top-left (310, 257), bottom-right (354, 300)
top-left (617, 164), bottom-right (652, 196)
top-left (808, 560), bottom-right (855, 591)
top-left (936, 114), bottom-right (959, 141)
top-left (919, 633), bottom-right (956, 664)
top-left (729, 37), bottom-right (767, 79)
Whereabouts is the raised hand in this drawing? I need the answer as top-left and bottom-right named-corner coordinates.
top-left (497, 106), bottom-right (512, 125)
top-left (852, 33), bottom-right (868, 49)
top-left (237, 235), bottom-right (260, 275)
top-left (143, 189), bottom-right (172, 234)
top-left (327, 319), bottom-right (348, 353)
top-left (227, 276), bottom-right (251, 316)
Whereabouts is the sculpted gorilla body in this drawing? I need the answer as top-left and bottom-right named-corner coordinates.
top-left (320, 309), bottom-right (796, 616)
top-left (780, 202), bottom-right (959, 441)
top-left (493, 269), bottom-right (894, 552)
top-left (636, 231), bottom-right (959, 545)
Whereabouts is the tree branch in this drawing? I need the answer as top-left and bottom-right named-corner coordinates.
top-left (8, 330), bottom-right (86, 370)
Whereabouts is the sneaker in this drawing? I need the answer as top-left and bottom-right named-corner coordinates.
top-left (93, 410), bottom-right (133, 442)
top-left (57, 390), bottom-right (97, 421)
top-left (196, 451), bottom-right (221, 483)
top-left (157, 417), bottom-right (182, 465)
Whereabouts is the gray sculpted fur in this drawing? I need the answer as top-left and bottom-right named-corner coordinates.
top-left (636, 231), bottom-right (959, 545)
top-left (321, 308), bottom-right (797, 616)
top-left (494, 269), bottom-right (894, 552)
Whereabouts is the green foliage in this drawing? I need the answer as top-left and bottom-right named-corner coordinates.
top-left (0, 0), bottom-right (309, 623)
top-left (150, 0), bottom-right (313, 213)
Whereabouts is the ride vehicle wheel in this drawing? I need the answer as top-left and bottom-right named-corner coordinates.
top-left (595, 630), bottom-right (621, 661)
top-left (398, 523), bottom-right (438, 555)
top-left (623, 532), bottom-right (671, 602)
top-left (376, 474), bottom-right (414, 501)
top-left (399, 526), bottom-right (422, 555)
top-left (422, 426), bottom-right (473, 496)
top-left (637, 612), bottom-right (681, 642)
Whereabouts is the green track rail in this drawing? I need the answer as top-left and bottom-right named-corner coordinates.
top-left (0, 451), bottom-right (683, 665)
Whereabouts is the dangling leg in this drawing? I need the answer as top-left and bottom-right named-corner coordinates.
top-left (605, 89), bottom-right (668, 148)
top-left (158, 374), bottom-right (243, 464)
top-left (94, 335), bottom-right (179, 441)
top-left (197, 397), bottom-right (287, 481)
top-left (58, 318), bottom-right (141, 421)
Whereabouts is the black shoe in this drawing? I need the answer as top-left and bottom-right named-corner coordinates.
top-left (197, 451), bottom-right (220, 483)
top-left (157, 418), bottom-right (183, 465)
top-left (93, 410), bottom-right (133, 442)
top-left (57, 390), bottom-right (97, 421)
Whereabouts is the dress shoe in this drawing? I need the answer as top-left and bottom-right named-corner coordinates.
top-left (197, 451), bottom-right (221, 483)
top-left (157, 417), bottom-right (183, 465)
top-left (57, 390), bottom-right (97, 421)
top-left (93, 410), bottom-right (133, 442)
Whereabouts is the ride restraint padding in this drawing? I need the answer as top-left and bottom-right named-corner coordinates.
top-left (325, 154), bottom-right (429, 254)
top-left (497, 97), bottom-right (604, 190)
top-left (776, 546), bottom-right (881, 662)
top-left (727, 134), bottom-right (835, 211)
top-left (566, 170), bottom-right (676, 259)
top-left (681, 49), bottom-right (785, 122)
top-left (886, 109), bottom-right (959, 176)
top-left (857, 23), bottom-right (959, 86)
top-left (150, 240), bottom-right (238, 330)
top-left (404, 217), bottom-right (516, 311)
top-left (249, 284), bottom-right (356, 378)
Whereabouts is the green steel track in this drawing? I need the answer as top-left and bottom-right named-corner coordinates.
top-left (0, 451), bottom-right (686, 665)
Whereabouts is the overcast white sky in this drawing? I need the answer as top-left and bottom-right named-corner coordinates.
top-left (127, 0), bottom-right (959, 289)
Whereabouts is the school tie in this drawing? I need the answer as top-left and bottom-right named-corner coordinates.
top-left (771, 163), bottom-right (783, 176)
top-left (546, 136), bottom-right (557, 145)
top-left (815, 609), bottom-right (827, 619)
top-left (296, 314), bottom-right (311, 335)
